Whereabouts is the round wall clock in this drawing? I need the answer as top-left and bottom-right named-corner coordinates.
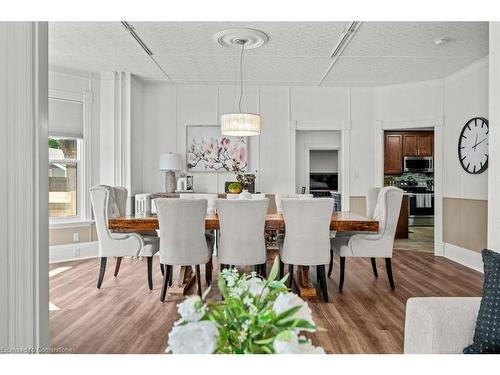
top-left (458, 117), bottom-right (489, 174)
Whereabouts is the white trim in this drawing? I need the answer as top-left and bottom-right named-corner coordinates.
top-left (49, 220), bottom-right (94, 229)
top-left (443, 243), bottom-right (484, 273)
top-left (295, 121), bottom-right (345, 131)
top-left (0, 21), bottom-right (49, 350)
top-left (374, 116), bottom-right (444, 257)
top-left (289, 120), bottom-right (297, 193)
top-left (49, 241), bottom-right (99, 263)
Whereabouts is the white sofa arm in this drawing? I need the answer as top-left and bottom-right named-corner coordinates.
top-left (404, 297), bottom-right (481, 354)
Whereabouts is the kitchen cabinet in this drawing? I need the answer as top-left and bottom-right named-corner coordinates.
top-left (384, 133), bottom-right (403, 175)
top-left (417, 133), bottom-right (433, 156)
top-left (402, 133), bottom-right (433, 156)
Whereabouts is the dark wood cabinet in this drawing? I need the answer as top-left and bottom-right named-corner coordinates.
top-left (384, 134), bottom-right (403, 175)
top-left (403, 134), bottom-right (418, 156)
top-left (402, 133), bottom-right (433, 156)
top-left (417, 133), bottom-right (433, 156)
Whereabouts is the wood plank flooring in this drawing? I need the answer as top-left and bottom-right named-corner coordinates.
top-left (49, 250), bottom-right (483, 354)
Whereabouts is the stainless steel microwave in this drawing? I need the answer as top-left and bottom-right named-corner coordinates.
top-left (403, 156), bottom-right (433, 173)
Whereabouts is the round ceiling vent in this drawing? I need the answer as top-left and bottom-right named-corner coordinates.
top-left (214, 28), bottom-right (269, 49)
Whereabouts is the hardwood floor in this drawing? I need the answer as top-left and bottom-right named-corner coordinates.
top-left (49, 250), bottom-right (483, 354)
top-left (394, 226), bottom-right (434, 253)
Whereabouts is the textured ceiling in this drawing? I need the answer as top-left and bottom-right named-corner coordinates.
top-left (49, 21), bottom-right (488, 86)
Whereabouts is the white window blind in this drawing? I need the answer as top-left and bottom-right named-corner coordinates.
top-left (49, 98), bottom-right (84, 138)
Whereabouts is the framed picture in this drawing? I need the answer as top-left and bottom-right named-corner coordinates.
top-left (186, 125), bottom-right (248, 172)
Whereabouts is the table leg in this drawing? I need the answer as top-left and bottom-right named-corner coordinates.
top-left (294, 265), bottom-right (317, 298)
top-left (167, 266), bottom-right (196, 296)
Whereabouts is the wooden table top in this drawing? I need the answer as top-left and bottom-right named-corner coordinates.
top-left (108, 211), bottom-right (379, 232)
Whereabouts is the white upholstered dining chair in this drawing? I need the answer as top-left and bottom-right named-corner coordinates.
top-left (329, 187), bottom-right (403, 290)
top-left (275, 193), bottom-right (314, 213)
top-left (216, 198), bottom-right (269, 276)
top-left (179, 193), bottom-right (218, 213)
top-left (328, 186), bottom-right (382, 278)
top-left (90, 185), bottom-right (159, 290)
top-left (155, 198), bottom-right (214, 301)
top-left (278, 198), bottom-right (334, 302)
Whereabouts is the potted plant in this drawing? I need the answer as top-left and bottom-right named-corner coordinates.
top-left (227, 182), bottom-right (243, 194)
top-left (166, 258), bottom-right (325, 354)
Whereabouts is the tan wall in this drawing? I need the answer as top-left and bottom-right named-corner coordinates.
top-left (49, 224), bottom-right (97, 246)
top-left (350, 196), bottom-right (366, 216)
top-left (443, 198), bottom-right (487, 252)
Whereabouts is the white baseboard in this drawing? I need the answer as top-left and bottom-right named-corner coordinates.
top-left (443, 243), bottom-right (484, 273)
top-left (49, 241), bottom-right (98, 263)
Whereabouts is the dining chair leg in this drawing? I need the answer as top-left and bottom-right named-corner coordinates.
top-left (385, 258), bottom-right (395, 290)
top-left (160, 264), bottom-right (171, 302)
top-left (287, 265), bottom-right (294, 289)
top-left (318, 265), bottom-right (329, 303)
top-left (168, 266), bottom-right (173, 286)
top-left (160, 263), bottom-right (165, 277)
top-left (195, 265), bottom-right (202, 298)
top-left (316, 265), bottom-right (321, 284)
top-left (279, 258), bottom-right (284, 279)
top-left (205, 258), bottom-right (213, 286)
top-left (97, 257), bottom-right (107, 289)
top-left (328, 249), bottom-right (334, 278)
top-left (146, 256), bottom-right (153, 290)
top-left (220, 264), bottom-right (226, 272)
top-left (371, 258), bottom-right (378, 278)
top-left (339, 257), bottom-right (345, 291)
top-left (114, 257), bottom-right (122, 277)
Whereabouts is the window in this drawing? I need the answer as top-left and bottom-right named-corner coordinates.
top-left (49, 137), bottom-right (81, 219)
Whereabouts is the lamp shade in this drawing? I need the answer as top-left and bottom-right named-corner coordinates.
top-left (221, 113), bottom-right (261, 136)
top-left (159, 153), bottom-right (182, 171)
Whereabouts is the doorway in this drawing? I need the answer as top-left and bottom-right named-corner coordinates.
top-left (383, 129), bottom-right (435, 253)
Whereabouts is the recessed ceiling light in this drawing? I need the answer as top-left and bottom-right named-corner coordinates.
top-left (433, 37), bottom-right (449, 46)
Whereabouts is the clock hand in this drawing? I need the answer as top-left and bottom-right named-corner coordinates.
top-left (473, 133), bottom-right (478, 151)
top-left (473, 138), bottom-right (487, 150)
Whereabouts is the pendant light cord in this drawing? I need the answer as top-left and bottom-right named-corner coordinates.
top-left (238, 41), bottom-right (245, 113)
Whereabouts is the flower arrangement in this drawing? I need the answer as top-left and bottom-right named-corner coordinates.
top-left (166, 258), bottom-right (325, 354)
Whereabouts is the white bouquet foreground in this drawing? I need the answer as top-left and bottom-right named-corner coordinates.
top-left (166, 257), bottom-right (325, 354)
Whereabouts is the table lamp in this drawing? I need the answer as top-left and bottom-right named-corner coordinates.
top-left (159, 153), bottom-right (182, 193)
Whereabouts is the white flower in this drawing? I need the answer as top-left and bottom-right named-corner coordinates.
top-left (177, 296), bottom-right (205, 322)
top-left (273, 331), bottom-right (325, 354)
top-left (274, 330), bottom-right (301, 354)
top-left (247, 277), bottom-right (269, 298)
top-left (272, 293), bottom-right (315, 329)
top-left (167, 321), bottom-right (219, 354)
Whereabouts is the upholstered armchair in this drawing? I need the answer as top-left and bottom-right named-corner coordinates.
top-left (278, 198), bottom-right (334, 302)
top-left (329, 187), bottom-right (403, 290)
top-left (216, 199), bottom-right (269, 276)
top-left (90, 185), bottom-right (159, 289)
top-left (155, 198), bottom-right (214, 301)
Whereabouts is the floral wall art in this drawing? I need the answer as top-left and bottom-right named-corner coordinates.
top-left (186, 125), bottom-right (248, 172)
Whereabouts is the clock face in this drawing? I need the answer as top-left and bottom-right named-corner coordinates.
top-left (458, 117), bottom-right (489, 174)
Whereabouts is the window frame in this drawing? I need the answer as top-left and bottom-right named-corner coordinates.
top-left (48, 89), bottom-right (92, 227)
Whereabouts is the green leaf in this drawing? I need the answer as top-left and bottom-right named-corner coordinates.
top-left (253, 336), bottom-right (275, 345)
top-left (274, 305), bottom-right (302, 323)
top-left (267, 256), bottom-right (279, 282)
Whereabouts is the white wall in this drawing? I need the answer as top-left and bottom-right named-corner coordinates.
top-left (488, 23), bottom-right (500, 251)
top-left (141, 84), bottom-right (374, 196)
top-left (444, 58), bottom-right (489, 200)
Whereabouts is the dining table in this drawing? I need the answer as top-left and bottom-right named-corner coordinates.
top-left (108, 212), bottom-right (379, 298)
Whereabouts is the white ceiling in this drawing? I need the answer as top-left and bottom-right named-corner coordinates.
top-left (49, 21), bottom-right (488, 86)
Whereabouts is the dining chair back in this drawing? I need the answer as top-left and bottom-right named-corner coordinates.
top-left (279, 198), bottom-right (334, 266)
top-left (156, 198), bottom-right (211, 266)
top-left (216, 199), bottom-right (269, 269)
top-left (179, 193), bottom-right (218, 213)
top-left (366, 187), bottom-right (381, 218)
top-left (275, 193), bottom-right (314, 213)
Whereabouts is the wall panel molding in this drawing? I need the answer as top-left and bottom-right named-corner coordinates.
top-left (0, 22), bottom-right (49, 350)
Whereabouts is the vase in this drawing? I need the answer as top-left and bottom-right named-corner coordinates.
top-left (239, 189), bottom-right (252, 200)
